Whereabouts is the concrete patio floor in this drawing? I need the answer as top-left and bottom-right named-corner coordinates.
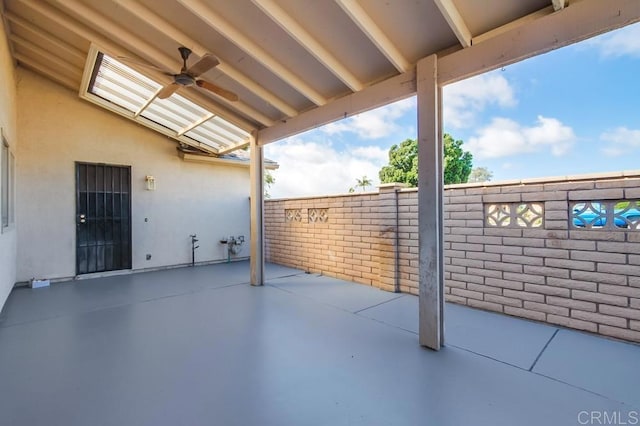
top-left (0, 261), bottom-right (638, 426)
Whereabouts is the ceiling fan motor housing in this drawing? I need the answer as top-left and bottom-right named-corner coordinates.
top-left (175, 73), bottom-right (196, 86)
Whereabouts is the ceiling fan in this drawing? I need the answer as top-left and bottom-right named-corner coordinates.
top-left (120, 47), bottom-right (238, 102)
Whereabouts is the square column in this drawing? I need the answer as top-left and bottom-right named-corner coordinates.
top-left (249, 131), bottom-right (264, 286)
top-left (377, 183), bottom-right (407, 293)
top-left (417, 55), bottom-right (444, 350)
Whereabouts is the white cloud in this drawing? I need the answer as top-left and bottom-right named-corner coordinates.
top-left (587, 23), bottom-right (640, 58)
top-left (443, 72), bottom-right (516, 129)
top-left (321, 97), bottom-right (415, 139)
top-left (467, 115), bottom-right (576, 159)
top-left (264, 138), bottom-right (387, 198)
top-left (350, 145), bottom-right (388, 163)
top-left (600, 127), bottom-right (640, 156)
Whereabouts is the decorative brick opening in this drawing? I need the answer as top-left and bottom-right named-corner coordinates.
top-left (308, 208), bottom-right (328, 223)
top-left (485, 202), bottom-right (544, 228)
top-left (571, 200), bottom-right (640, 230)
top-left (285, 209), bottom-right (303, 222)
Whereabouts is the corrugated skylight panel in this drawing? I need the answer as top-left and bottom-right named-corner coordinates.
top-left (102, 55), bottom-right (160, 92)
top-left (149, 96), bottom-right (209, 128)
top-left (92, 55), bottom-right (162, 113)
top-left (92, 77), bottom-right (147, 112)
top-left (94, 75), bottom-right (149, 105)
top-left (210, 116), bottom-right (249, 139)
top-left (88, 52), bottom-right (251, 153)
top-left (140, 105), bottom-right (185, 132)
top-left (167, 93), bottom-right (211, 118)
top-left (182, 130), bottom-right (223, 150)
top-left (198, 119), bottom-right (245, 144)
top-left (92, 83), bottom-right (141, 113)
top-left (187, 125), bottom-right (235, 147)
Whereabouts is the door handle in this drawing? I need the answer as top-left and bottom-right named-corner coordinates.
top-left (79, 214), bottom-right (86, 224)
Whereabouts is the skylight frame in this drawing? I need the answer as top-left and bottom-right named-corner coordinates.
top-left (79, 45), bottom-right (253, 155)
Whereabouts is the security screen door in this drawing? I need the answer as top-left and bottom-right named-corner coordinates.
top-left (76, 162), bottom-right (132, 274)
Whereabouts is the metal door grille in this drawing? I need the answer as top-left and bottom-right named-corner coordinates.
top-left (76, 163), bottom-right (131, 274)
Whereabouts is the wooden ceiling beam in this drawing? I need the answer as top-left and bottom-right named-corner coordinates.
top-left (335, 0), bottom-right (411, 73)
top-left (438, 0), bottom-right (640, 85)
top-left (259, 0), bottom-right (640, 145)
top-left (10, 33), bottom-right (83, 79)
top-left (17, 0), bottom-right (256, 132)
top-left (112, 0), bottom-right (298, 118)
top-left (216, 140), bottom-right (251, 156)
top-left (15, 52), bottom-right (78, 90)
top-left (176, 113), bottom-right (215, 136)
top-left (19, 0), bottom-right (122, 58)
top-left (258, 67), bottom-right (416, 145)
top-left (51, 0), bottom-right (178, 74)
top-left (5, 11), bottom-right (85, 62)
top-left (471, 5), bottom-right (554, 45)
top-left (177, 0), bottom-right (328, 105)
top-left (48, 0), bottom-right (273, 127)
top-left (433, 0), bottom-right (472, 48)
top-left (252, 0), bottom-right (363, 92)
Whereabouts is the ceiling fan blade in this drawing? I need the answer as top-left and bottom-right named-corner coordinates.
top-left (116, 56), bottom-right (171, 75)
top-left (187, 54), bottom-right (220, 77)
top-left (157, 82), bottom-right (180, 99)
top-left (196, 79), bottom-right (238, 102)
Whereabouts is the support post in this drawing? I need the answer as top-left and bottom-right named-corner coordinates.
top-left (417, 55), bottom-right (444, 350)
top-left (249, 131), bottom-right (265, 286)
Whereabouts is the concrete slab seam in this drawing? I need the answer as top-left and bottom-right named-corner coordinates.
top-left (353, 295), bottom-right (407, 314)
top-left (528, 328), bottom-right (559, 372)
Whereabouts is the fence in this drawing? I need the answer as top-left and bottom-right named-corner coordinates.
top-left (265, 172), bottom-right (640, 343)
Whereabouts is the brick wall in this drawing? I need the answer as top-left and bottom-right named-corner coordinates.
top-left (265, 184), bottom-right (405, 292)
top-left (265, 172), bottom-right (640, 343)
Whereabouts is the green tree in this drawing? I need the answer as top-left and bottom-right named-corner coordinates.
top-left (468, 166), bottom-right (493, 183)
top-left (355, 175), bottom-right (372, 192)
top-left (443, 134), bottom-right (473, 184)
top-left (264, 170), bottom-right (275, 198)
top-left (378, 138), bottom-right (419, 187)
top-left (378, 134), bottom-right (473, 186)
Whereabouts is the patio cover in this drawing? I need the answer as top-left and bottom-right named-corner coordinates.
top-left (2, 0), bottom-right (639, 349)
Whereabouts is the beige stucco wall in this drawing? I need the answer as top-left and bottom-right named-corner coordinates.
top-left (16, 69), bottom-right (251, 282)
top-left (0, 17), bottom-right (18, 310)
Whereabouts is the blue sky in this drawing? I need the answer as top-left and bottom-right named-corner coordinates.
top-left (265, 22), bottom-right (640, 198)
